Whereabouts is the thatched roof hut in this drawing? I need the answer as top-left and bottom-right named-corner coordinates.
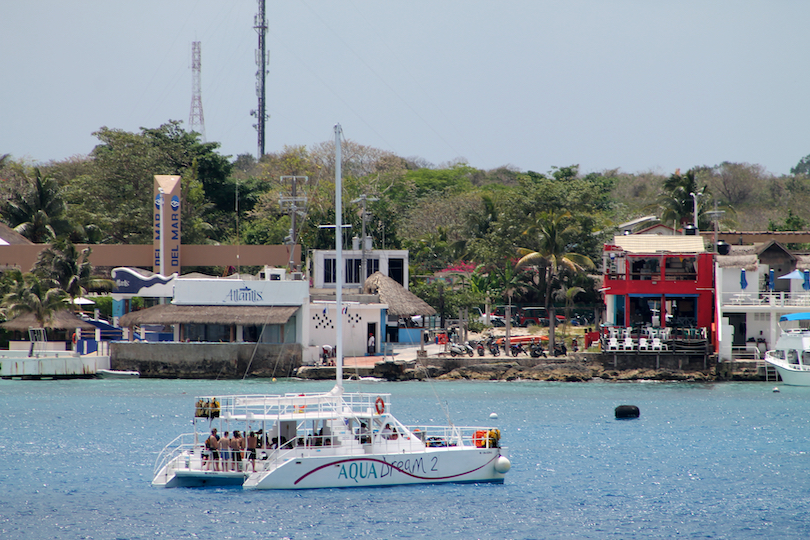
top-left (0, 310), bottom-right (96, 331)
top-left (363, 271), bottom-right (436, 318)
top-left (118, 304), bottom-right (298, 327)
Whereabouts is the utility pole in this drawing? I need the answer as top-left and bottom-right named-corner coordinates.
top-left (351, 194), bottom-right (378, 285)
top-left (189, 41), bottom-right (206, 141)
top-left (279, 176), bottom-right (308, 271)
top-left (251, 0), bottom-right (268, 159)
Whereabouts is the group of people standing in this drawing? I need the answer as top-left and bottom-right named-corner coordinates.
top-left (203, 428), bottom-right (259, 473)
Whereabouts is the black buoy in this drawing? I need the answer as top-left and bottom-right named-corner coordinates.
top-left (615, 405), bottom-right (640, 419)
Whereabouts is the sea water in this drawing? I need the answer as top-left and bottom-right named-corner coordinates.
top-left (2, 378), bottom-right (810, 539)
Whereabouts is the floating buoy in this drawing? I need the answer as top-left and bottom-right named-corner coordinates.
top-left (489, 412), bottom-right (499, 419)
top-left (615, 405), bottom-right (640, 419)
top-left (773, 387), bottom-right (780, 393)
top-left (494, 455), bottom-right (512, 474)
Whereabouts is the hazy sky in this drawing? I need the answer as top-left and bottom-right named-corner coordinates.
top-left (2, 1), bottom-right (809, 176)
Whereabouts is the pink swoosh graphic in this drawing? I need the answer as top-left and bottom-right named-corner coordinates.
top-left (293, 454), bottom-right (498, 485)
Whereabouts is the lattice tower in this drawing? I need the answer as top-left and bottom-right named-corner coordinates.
top-left (251, 0), bottom-right (269, 158)
top-left (189, 41), bottom-right (206, 141)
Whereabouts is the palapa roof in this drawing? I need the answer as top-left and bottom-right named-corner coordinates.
top-left (118, 304), bottom-right (298, 327)
top-left (1, 310), bottom-right (96, 331)
top-left (0, 222), bottom-right (34, 245)
top-left (363, 271), bottom-right (436, 317)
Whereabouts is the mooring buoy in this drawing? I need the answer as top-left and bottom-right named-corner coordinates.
top-left (615, 405), bottom-right (640, 419)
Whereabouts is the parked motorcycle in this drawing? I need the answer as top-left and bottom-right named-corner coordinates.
top-left (552, 343), bottom-right (568, 357)
top-left (487, 337), bottom-right (501, 356)
top-left (449, 341), bottom-right (475, 357)
top-left (529, 341), bottom-right (546, 358)
top-left (475, 340), bottom-right (486, 356)
top-left (510, 342), bottom-right (527, 357)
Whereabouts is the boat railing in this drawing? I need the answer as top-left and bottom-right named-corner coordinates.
top-left (405, 425), bottom-right (501, 449)
top-left (153, 433), bottom-right (199, 478)
top-left (195, 392), bottom-right (394, 420)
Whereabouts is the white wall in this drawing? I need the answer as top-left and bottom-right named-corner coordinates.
top-left (311, 249), bottom-right (409, 290)
top-left (307, 302), bottom-right (387, 358)
top-left (173, 279), bottom-right (309, 306)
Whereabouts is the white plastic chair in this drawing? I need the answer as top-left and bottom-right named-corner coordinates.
top-left (651, 337), bottom-right (666, 351)
top-left (607, 337), bottom-right (620, 351)
top-left (622, 337), bottom-right (635, 351)
top-left (638, 337), bottom-right (649, 351)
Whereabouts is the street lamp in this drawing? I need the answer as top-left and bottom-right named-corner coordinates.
top-left (690, 190), bottom-right (703, 230)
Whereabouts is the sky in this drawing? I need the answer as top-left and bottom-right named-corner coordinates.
top-left (2, 1), bottom-right (810, 176)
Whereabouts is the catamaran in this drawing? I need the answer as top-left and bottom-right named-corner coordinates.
top-left (151, 125), bottom-right (511, 489)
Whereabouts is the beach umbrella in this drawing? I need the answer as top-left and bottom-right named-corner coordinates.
top-left (769, 269), bottom-right (775, 291)
top-left (778, 269), bottom-right (805, 280)
top-left (740, 269), bottom-right (748, 290)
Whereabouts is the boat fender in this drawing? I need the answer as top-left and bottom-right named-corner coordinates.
top-left (615, 405), bottom-right (640, 419)
top-left (375, 396), bottom-right (385, 415)
top-left (494, 455), bottom-right (511, 474)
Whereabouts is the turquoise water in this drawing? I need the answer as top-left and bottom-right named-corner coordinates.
top-left (2, 378), bottom-right (810, 539)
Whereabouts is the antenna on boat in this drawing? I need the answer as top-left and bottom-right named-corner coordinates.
top-left (335, 123), bottom-right (344, 391)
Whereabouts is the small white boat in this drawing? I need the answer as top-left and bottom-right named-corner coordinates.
top-left (97, 369), bottom-right (140, 379)
top-left (151, 125), bottom-right (510, 490)
top-left (764, 313), bottom-right (810, 386)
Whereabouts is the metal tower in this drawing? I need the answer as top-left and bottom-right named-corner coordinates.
top-left (189, 41), bottom-right (206, 141)
top-left (251, 0), bottom-right (269, 159)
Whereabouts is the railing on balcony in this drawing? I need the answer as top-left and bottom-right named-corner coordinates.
top-left (721, 291), bottom-right (810, 307)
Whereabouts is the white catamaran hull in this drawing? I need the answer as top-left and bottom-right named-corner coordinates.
top-left (155, 447), bottom-right (509, 489)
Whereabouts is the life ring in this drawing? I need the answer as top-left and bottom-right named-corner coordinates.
top-left (295, 394), bottom-right (307, 413)
top-left (375, 396), bottom-right (385, 415)
top-left (71, 332), bottom-right (77, 345)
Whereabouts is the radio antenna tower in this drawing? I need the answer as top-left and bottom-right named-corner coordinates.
top-left (251, 0), bottom-right (269, 159)
top-left (189, 41), bottom-right (206, 141)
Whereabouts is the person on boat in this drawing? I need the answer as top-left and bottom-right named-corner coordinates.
top-left (218, 431), bottom-right (231, 471)
top-left (247, 431), bottom-right (258, 472)
top-left (231, 431), bottom-right (243, 472)
top-left (207, 429), bottom-right (220, 471)
top-left (381, 423), bottom-right (393, 439)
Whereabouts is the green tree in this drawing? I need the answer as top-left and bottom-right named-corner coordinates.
top-left (1, 167), bottom-right (71, 242)
top-left (2, 272), bottom-right (68, 331)
top-left (657, 169), bottom-right (712, 230)
top-left (33, 239), bottom-right (111, 307)
top-left (516, 210), bottom-right (594, 350)
top-left (64, 121), bottom-right (231, 244)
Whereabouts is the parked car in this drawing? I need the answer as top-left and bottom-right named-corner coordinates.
top-left (475, 307), bottom-right (506, 327)
top-left (515, 307), bottom-right (565, 327)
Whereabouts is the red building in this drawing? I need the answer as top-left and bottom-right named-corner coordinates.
top-left (602, 235), bottom-right (715, 349)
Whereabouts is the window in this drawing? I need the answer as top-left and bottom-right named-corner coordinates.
top-left (324, 258), bottom-right (336, 284)
top-left (346, 258), bottom-right (362, 284)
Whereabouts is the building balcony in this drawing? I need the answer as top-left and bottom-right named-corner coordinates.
top-left (721, 291), bottom-right (810, 308)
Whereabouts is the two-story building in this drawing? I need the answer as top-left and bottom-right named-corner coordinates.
top-left (602, 234), bottom-right (715, 351)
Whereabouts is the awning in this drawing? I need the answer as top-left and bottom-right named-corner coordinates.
top-left (119, 304), bottom-right (299, 327)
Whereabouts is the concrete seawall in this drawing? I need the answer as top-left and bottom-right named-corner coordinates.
top-left (111, 342), bottom-right (301, 378)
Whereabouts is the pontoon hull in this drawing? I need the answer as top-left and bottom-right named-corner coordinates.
top-left (154, 447), bottom-right (508, 490)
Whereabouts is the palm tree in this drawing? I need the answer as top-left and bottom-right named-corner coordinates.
top-left (658, 169), bottom-right (711, 230)
top-left (552, 285), bottom-right (586, 340)
top-left (3, 273), bottom-right (68, 332)
top-left (34, 239), bottom-right (111, 308)
top-left (516, 210), bottom-right (594, 351)
top-left (1, 168), bottom-right (70, 242)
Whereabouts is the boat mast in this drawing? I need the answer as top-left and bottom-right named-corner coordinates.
top-left (335, 124), bottom-right (344, 390)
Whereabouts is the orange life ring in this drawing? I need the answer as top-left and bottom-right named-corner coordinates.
top-left (375, 396), bottom-right (385, 415)
top-left (71, 333), bottom-right (77, 344)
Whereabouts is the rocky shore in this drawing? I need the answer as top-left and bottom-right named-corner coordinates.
top-left (296, 357), bottom-right (769, 383)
